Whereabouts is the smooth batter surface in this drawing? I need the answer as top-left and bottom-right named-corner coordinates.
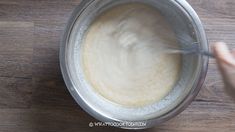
top-left (81, 3), bottom-right (181, 107)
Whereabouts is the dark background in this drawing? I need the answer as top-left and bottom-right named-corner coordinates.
top-left (0, 0), bottom-right (235, 131)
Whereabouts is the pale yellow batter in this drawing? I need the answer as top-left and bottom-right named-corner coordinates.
top-left (81, 3), bottom-right (181, 107)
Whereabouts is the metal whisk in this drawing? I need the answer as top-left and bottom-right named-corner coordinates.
top-left (164, 42), bottom-right (214, 58)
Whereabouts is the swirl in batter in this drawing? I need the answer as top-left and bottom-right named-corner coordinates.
top-left (81, 3), bottom-right (181, 107)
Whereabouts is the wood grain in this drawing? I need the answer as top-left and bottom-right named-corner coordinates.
top-left (0, 0), bottom-right (235, 131)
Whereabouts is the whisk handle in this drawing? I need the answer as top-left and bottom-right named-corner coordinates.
top-left (199, 51), bottom-right (214, 58)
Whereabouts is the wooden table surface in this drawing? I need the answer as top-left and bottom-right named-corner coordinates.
top-left (0, 0), bottom-right (235, 131)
